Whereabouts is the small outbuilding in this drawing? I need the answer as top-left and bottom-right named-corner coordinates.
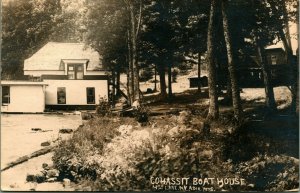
top-left (1, 81), bottom-right (48, 113)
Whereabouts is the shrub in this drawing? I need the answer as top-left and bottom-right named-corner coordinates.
top-left (53, 113), bottom-right (298, 192)
top-left (237, 155), bottom-right (299, 191)
top-left (178, 62), bottom-right (192, 74)
top-left (73, 122), bottom-right (233, 191)
top-left (52, 117), bottom-right (132, 182)
top-left (96, 96), bottom-right (111, 116)
top-left (133, 103), bottom-right (149, 125)
top-left (140, 68), bottom-right (154, 82)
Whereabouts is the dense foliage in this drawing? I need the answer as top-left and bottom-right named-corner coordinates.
top-left (53, 110), bottom-right (299, 191)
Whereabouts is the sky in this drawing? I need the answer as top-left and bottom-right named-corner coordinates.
top-left (267, 22), bottom-right (298, 54)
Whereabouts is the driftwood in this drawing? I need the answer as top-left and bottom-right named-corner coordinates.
top-left (1, 146), bottom-right (53, 172)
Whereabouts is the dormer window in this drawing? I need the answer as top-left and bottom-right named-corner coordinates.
top-left (68, 64), bottom-right (84, 79)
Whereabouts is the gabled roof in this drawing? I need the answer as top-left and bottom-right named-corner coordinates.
top-left (24, 42), bottom-right (103, 71)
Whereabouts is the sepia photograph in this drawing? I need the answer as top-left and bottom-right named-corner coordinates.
top-left (1, 0), bottom-right (299, 191)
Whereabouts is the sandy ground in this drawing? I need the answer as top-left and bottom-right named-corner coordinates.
top-left (1, 153), bottom-right (74, 191)
top-left (120, 68), bottom-right (208, 94)
top-left (241, 87), bottom-right (292, 108)
top-left (1, 114), bottom-right (82, 169)
top-left (1, 114), bottom-right (81, 191)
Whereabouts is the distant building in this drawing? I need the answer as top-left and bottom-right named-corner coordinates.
top-left (187, 47), bottom-right (294, 89)
top-left (1, 42), bottom-right (109, 113)
top-left (238, 47), bottom-right (292, 88)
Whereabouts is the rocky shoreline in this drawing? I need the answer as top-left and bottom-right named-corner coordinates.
top-left (1, 153), bottom-right (74, 191)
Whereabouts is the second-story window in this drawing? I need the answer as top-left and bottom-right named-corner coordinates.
top-left (68, 64), bottom-right (84, 80)
top-left (271, 55), bottom-right (277, 65)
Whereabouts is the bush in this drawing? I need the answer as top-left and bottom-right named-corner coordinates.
top-left (52, 117), bottom-right (132, 182)
top-left (177, 62), bottom-right (192, 74)
top-left (133, 103), bottom-right (150, 125)
top-left (96, 96), bottom-right (111, 116)
top-left (237, 155), bottom-right (299, 191)
top-left (53, 113), bottom-right (298, 192)
top-left (140, 68), bottom-right (154, 82)
top-left (70, 121), bottom-right (232, 191)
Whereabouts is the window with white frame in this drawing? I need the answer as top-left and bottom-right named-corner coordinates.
top-left (67, 64), bottom-right (84, 79)
top-left (86, 87), bottom-right (95, 104)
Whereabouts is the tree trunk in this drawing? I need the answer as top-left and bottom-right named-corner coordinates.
top-left (225, 76), bottom-right (232, 104)
top-left (129, 4), bottom-right (140, 102)
top-left (168, 62), bottom-right (172, 100)
top-left (198, 52), bottom-right (201, 93)
top-left (256, 41), bottom-right (277, 112)
top-left (206, 0), bottom-right (219, 120)
top-left (221, 0), bottom-right (243, 121)
top-left (279, 26), bottom-right (297, 114)
top-left (112, 69), bottom-right (116, 107)
top-left (116, 69), bottom-right (121, 97)
top-left (127, 30), bottom-right (133, 105)
top-left (158, 65), bottom-right (167, 98)
top-left (154, 64), bottom-right (157, 92)
top-left (296, 2), bottom-right (299, 115)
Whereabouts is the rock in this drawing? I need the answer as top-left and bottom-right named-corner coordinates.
top-left (46, 169), bottom-right (59, 178)
top-left (63, 178), bottom-right (71, 187)
top-left (42, 163), bottom-right (53, 170)
top-left (132, 100), bottom-right (140, 109)
top-left (81, 112), bottom-right (93, 120)
top-left (146, 88), bottom-right (153, 94)
top-left (26, 174), bottom-right (36, 182)
top-left (74, 111), bottom-right (81, 115)
top-left (45, 177), bottom-right (57, 183)
top-left (9, 183), bottom-right (20, 189)
top-left (40, 170), bottom-right (48, 176)
top-left (59, 128), bottom-right (73, 134)
top-left (31, 128), bottom-right (42, 132)
top-left (35, 171), bottom-right (46, 183)
top-left (167, 126), bottom-right (180, 137)
top-left (41, 141), bottom-right (51, 146)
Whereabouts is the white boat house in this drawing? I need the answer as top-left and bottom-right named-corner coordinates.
top-left (1, 42), bottom-right (109, 113)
